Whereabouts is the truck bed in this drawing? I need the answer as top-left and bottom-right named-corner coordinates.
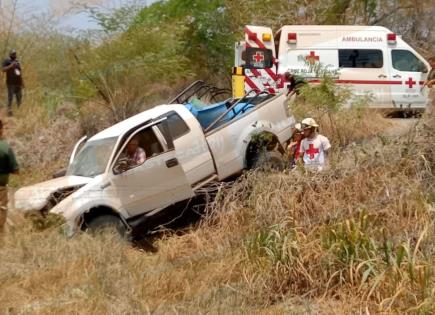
top-left (202, 93), bottom-right (293, 180)
top-left (184, 94), bottom-right (275, 132)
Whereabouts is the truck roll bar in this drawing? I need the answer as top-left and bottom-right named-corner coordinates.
top-left (169, 80), bottom-right (231, 105)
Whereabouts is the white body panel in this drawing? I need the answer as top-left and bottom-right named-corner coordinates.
top-left (206, 94), bottom-right (293, 180)
top-left (105, 149), bottom-right (195, 217)
top-left (170, 107), bottom-right (215, 185)
top-left (276, 25), bottom-right (430, 109)
top-left (15, 176), bottom-right (92, 212)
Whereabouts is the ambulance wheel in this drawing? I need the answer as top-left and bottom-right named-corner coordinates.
top-left (252, 151), bottom-right (285, 171)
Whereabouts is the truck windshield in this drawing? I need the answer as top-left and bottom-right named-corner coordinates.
top-left (67, 137), bottom-right (118, 178)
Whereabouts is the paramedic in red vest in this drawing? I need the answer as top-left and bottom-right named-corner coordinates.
top-left (424, 56), bottom-right (435, 115)
top-left (299, 118), bottom-right (331, 171)
top-left (2, 50), bottom-right (24, 117)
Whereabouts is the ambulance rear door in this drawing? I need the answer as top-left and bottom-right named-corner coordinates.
top-left (388, 48), bottom-right (430, 109)
top-left (243, 25), bottom-right (278, 94)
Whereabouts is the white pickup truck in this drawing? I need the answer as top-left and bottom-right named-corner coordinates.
top-left (15, 84), bottom-right (295, 238)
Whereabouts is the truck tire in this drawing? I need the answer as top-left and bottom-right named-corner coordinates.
top-left (86, 215), bottom-right (127, 238)
top-left (252, 150), bottom-right (285, 171)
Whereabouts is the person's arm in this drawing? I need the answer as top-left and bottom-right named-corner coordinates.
top-left (137, 149), bottom-right (146, 165)
top-left (2, 60), bottom-right (15, 72)
top-left (298, 143), bottom-right (305, 162)
top-left (424, 70), bottom-right (435, 87)
top-left (8, 147), bottom-right (19, 175)
top-left (322, 137), bottom-right (332, 157)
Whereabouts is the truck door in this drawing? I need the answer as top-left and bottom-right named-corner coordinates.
top-left (389, 49), bottom-right (429, 109)
top-left (108, 120), bottom-right (194, 217)
top-left (338, 49), bottom-right (391, 107)
top-left (156, 110), bottom-right (215, 186)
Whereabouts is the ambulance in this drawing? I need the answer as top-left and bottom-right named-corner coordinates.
top-left (234, 25), bottom-right (431, 111)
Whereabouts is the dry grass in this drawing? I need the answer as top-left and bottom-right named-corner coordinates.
top-left (0, 113), bottom-right (433, 314)
top-left (1, 98), bottom-right (80, 188)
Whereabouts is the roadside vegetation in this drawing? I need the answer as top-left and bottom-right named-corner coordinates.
top-left (1, 112), bottom-right (433, 314)
top-left (0, 0), bottom-right (434, 314)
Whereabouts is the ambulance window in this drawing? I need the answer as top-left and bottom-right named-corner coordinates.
top-left (392, 50), bottom-right (427, 72)
top-left (339, 49), bottom-right (383, 68)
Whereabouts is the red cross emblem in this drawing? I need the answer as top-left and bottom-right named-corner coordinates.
top-left (306, 143), bottom-right (320, 159)
top-left (405, 77), bottom-right (416, 88)
top-left (253, 52), bottom-right (264, 63)
top-left (305, 51), bottom-right (319, 64)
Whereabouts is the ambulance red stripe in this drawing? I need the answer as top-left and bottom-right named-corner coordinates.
top-left (244, 26), bottom-right (267, 49)
top-left (308, 79), bottom-right (404, 85)
top-left (250, 68), bottom-right (262, 77)
top-left (264, 68), bottom-right (278, 81)
top-left (245, 76), bottom-right (260, 91)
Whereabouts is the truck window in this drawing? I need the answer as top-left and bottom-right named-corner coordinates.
top-left (339, 49), bottom-right (383, 68)
top-left (113, 127), bottom-right (164, 174)
top-left (67, 137), bottom-right (117, 178)
top-left (392, 50), bottom-right (427, 72)
top-left (155, 120), bottom-right (175, 150)
top-left (165, 112), bottom-right (190, 139)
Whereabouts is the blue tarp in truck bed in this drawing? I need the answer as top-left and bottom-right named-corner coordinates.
top-left (185, 100), bottom-right (255, 130)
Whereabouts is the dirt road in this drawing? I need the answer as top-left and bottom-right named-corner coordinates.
top-left (383, 118), bottom-right (420, 137)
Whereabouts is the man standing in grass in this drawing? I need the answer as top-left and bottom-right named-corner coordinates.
top-left (2, 50), bottom-right (24, 117)
top-left (0, 119), bottom-right (19, 233)
top-left (299, 118), bottom-right (331, 171)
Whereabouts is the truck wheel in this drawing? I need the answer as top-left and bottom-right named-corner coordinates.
top-left (86, 215), bottom-right (127, 238)
top-left (252, 151), bottom-right (285, 171)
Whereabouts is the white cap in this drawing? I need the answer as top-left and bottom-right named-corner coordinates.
top-left (301, 117), bottom-right (319, 128)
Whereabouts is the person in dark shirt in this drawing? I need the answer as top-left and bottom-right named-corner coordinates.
top-left (2, 50), bottom-right (24, 117)
top-left (0, 119), bottom-right (19, 232)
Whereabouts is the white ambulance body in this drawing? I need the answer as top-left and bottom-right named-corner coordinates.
top-left (237, 25), bottom-right (431, 111)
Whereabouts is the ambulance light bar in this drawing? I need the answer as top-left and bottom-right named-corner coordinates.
top-left (387, 33), bottom-right (397, 44)
top-left (287, 33), bottom-right (297, 44)
top-left (262, 33), bottom-right (272, 41)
